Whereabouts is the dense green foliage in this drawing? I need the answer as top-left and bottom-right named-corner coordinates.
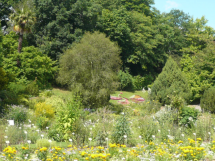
top-left (181, 39), bottom-right (215, 102)
top-left (3, 46), bottom-right (57, 87)
top-left (150, 57), bottom-right (191, 105)
top-left (57, 32), bottom-right (121, 108)
top-left (112, 114), bottom-right (131, 144)
top-left (179, 107), bottom-right (199, 128)
top-left (32, 0), bottom-right (100, 60)
top-left (2, 1), bottom-right (215, 158)
top-left (6, 105), bottom-right (28, 125)
top-left (200, 87), bottom-right (215, 113)
top-left (0, 68), bottom-right (9, 90)
top-left (118, 69), bottom-right (134, 91)
top-left (0, 28), bottom-right (8, 90)
top-left (0, 0), bottom-right (215, 107)
top-left (55, 97), bottom-right (82, 139)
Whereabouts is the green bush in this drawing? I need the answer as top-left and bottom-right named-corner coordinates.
top-left (132, 75), bottom-right (145, 90)
top-left (170, 94), bottom-right (186, 110)
top-left (55, 96), bottom-right (82, 139)
top-left (26, 81), bottom-right (39, 96)
top-left (45, 96), bottom-right (65, 110)
top-left (48, 123), bottom-right (64, 142)
top-left (0, 67), bottom-right (9, 90)
top-left (200, 87), bottom-right (215, 113)
top-left (118, 69), bottom-right (134, 91)
top-left (7, 82), bottom-right (26, 95)
top-left (179, 107), bottom-right (199, 128)
top-left (36, 116), bottom-right (51, 130)
top-left (0, 90), bottom-right (18, 111)
top-left (36, 139), bottom-right (56, 148)
top-left (150, 57), bottom-right (191, 105)
top-left (6, 105), bottom-right (28, 125)
top-left (3, 46), bottom-right (57, 88)
top-left (111, 114), bottom-right (131, 144)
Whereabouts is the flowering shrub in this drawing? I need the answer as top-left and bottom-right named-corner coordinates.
top-left (2, 146), bottom-right (17, 161)
top-left (35, 102), bottom-right (55, 119)
top-left (35, 147), bottom-right (48, 161)
top-left (178, 146), bottom-right (205, 160)
top-left (50, 147), bottom-right (66, 161)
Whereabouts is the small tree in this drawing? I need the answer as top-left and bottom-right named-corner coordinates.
top-left (150, 57), bottom-right (191, 106)
top-left (57, 31), bottom-right (121, 108)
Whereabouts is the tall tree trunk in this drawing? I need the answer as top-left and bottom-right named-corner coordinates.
top-left (17, 30), bottom-right (23, 67)
top-left (18, 32), bottom-right (23, 53)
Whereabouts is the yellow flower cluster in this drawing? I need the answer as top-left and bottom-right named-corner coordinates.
top-left (35, 102), bottom-right (55, 118)
top-left (97, 146), bottom-right (104, 150)
top-left (40, 147), bottom-right (48, 152)
top-left (3, 146), bottom-right (17, 154)
top-left (211, 144), bottom-right (215, 151)
top-left (188, 138), bottom-right (195, 144)
top-left (109, 143), bottom-right (116, 148)
top-left (109, 143), bottom-right (127, 148)
top-left (1, 138), bottom-right (210, 161)
top-left (2, 146), bottom-right (17, 160)
top-left (89, 153), bottom-right (110, 159)
top-left (179, 145), bottom-right (205, 160)
top-left (50, 146), bottom-right (66, 161)
top-left (22, 146), bottom-right (29, 150)
top-left (53, 147), bottom-right (62, 151)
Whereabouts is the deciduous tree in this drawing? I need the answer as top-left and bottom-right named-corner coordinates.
top-left (57, 32), bottom-right (121, 108)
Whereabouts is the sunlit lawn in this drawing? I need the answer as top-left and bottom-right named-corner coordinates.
top-left (52, 88), bottom-right (148, 104)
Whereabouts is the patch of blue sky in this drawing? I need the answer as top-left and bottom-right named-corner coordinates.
top-left (153, 0), bottom-right (215, 29)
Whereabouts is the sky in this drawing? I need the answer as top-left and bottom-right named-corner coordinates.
top-left (153, 0), bottom-right (215, 29)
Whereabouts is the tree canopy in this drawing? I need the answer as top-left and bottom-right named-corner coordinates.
top-left (57, 31), bottom-right (121, 108)
top-left (1, 0), bottom-right (215, 104)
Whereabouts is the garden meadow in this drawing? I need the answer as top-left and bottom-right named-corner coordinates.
top-left (1, 88), bottom-right (215, 161)
top-left (1, 0), bottom-right (215, 161)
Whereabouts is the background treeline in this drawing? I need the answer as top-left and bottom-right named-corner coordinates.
top-left (1, 0), bottom-right (215, 106)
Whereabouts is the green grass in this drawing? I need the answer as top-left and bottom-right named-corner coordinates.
top-left (12, 142), bottom-right (70, 150)
top-left (52, 88), bottom-right (73, 100)
top-left (51, 88), bottom-right (149, 104)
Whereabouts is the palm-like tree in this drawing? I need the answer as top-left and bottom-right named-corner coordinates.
top-left (10, 8), bottom-right (36, 53)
